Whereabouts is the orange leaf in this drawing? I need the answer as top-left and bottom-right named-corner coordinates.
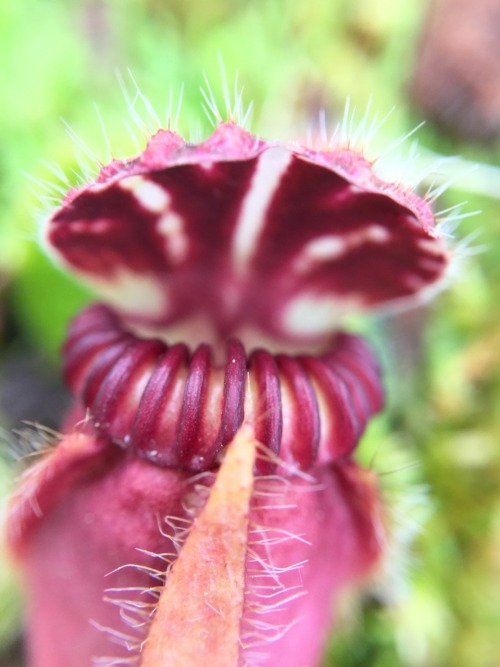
top-left (140, 426), bottom-right (257, 667)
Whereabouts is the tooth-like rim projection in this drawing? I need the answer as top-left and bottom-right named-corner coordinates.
top-left (47, 122), bottom-right (450, 346)
top-left (63, 304), bottom-right (384, 473)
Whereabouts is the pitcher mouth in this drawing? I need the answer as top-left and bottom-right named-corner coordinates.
top-left (62, 303), bottom-right (384, 474)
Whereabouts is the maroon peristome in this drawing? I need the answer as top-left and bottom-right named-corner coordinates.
top-left (62, 303), bottom-right (383, 472)
top-left (46, 122), bottom-right (450, 346)
top-left (7, 116), bottom-right (453, 667)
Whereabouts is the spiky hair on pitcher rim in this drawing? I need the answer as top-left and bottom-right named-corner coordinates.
top-left (31, 71), bottom-right (473, 222)
top-left (32, 74), bottom-right (461, 353)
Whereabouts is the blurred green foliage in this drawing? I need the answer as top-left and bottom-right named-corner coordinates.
top-left (1, 1), bottom-right (499, 666)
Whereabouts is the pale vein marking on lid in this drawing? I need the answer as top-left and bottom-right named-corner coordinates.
top-left (157, 212), bottom-right (189, 265)
top-left (402, 273), bottom-right (427, 291)
top-left (120, 175), bottom-right (170, 213)
top-left (418, 257), bottom-right (445, 272)
top-left (67, 219), bottom-right (113, 234)
top-left (417, 237), bottom-right (445, 255)
top-left (232, 147), bottom-right (293, 273)
top-left (283, 293), bottom-right (364, 336)
top-left (82, 269), bottom-right (168, 319)
top-left (294, 225), bottom-right (391, 273)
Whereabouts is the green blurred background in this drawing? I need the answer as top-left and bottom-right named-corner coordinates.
top-left (1, 1), bottom-right (499, 665)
